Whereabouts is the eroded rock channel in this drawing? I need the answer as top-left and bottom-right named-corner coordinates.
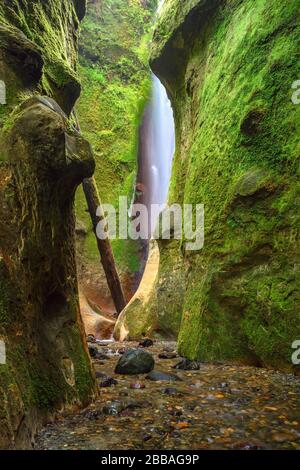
top-left (1, 0), bottom-right (300, 453)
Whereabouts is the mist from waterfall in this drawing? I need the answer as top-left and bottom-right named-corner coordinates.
top-left (134, 73), bottom-right (175, 238)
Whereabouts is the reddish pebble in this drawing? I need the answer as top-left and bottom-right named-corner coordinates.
top-left (130, 382), bottom-right (146, 390)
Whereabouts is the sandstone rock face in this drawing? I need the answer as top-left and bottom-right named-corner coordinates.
top-left (150, 0), bottom-right (300, 369)
top-left (79, 291), bottom-right (115, 340)
top-left (114, 241), bottom-right (160, 341)
top-left (0, 0), bottom-right (95, 449)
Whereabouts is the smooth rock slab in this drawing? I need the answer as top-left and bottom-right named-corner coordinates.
top-left (173, 358), bottom-right (201, 370)
top-left (146, 370), bottom-right (182, 382)
top-left (114, 349), bottom-right (155, 375)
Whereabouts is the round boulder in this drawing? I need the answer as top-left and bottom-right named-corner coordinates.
top-left (115, 349), bottom-right (155, 375)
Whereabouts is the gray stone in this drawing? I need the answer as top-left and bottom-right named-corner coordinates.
top-left (146, 370), bottom-right (182, 382)
top-left (115, 349), bottom-right (155, 375)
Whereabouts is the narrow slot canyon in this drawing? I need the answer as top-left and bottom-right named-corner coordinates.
top-left (77, 70), bottom-right (175, 343)
top-left (0, 0), bottom-right (300, 455)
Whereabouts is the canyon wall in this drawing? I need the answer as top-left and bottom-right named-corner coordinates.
top-left (150, 0), bottom-right (300, 369)
top-left (75, 0), bottom-right (156, 320)
top-left (0, 0), bottom-right (95, 449)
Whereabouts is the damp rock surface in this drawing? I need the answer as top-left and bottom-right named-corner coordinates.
top-left (35, 341), bottom-right (300, 451)
top-left (115, 349), bottom-right (155, 375)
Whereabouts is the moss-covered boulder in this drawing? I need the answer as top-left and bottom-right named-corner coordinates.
top-left (150, 0), bottom-right (300, 370)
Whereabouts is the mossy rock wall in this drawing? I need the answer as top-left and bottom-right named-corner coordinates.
top-left (76, 0), bottom-right (156, 285)
top-left (151, 0), bottom-right (300, 369)
top-left (0, 0), bottom-right (96, 449)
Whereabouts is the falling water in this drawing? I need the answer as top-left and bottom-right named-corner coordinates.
top-left (157, 0), bottom-right (165, 15)
top-left (134, 73), bottom-right (175, 238)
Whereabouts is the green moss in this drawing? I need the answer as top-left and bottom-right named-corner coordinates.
top-left (0, 268), bottom-right (11, 328)
top-left (111, 239), bottom-right (141, 273)
top-left (69, 325), bottom-right (95, 404)
top-left (76, 0), bottom-right (155, 275)
top-left (0, 0), bottom-right (82, 117)
top-left (152, 0), bottom-right (300, 369)
top-left (155, 239), bottom-right (184, 337)
top-left (0, 1), bottom-right (95, 445)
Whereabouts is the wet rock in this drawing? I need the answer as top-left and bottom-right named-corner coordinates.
top-left (114, 241), bottom-right (159, 341)
top-left (235, 168), bottom-right (269, 196)
top-left (139, 338), bottom-right (154, 348)
top-left (146, 371), bottom-right (182, 382)
top-left (164, 387), bottom-right (181, 396)
top-left (80, 294), bottom-right (115, 340)
top-left (103, 401), bottom-right (124, 416)
top-left (97, 340), bottom-right (114, 346)
top-left (220, 382), bottom-right (229, 389)
top-left (158, 352), bottom-right (177, 359)
top-left (186, 402), bottom-right (198, 411)
top-left (169, 408), bottom-right (183, 417)
top-left (99, 377), bottom-right (118, 388)
top-left (118, 348), bottom-right (128, 355)
top-left (95, 371), bottom-right (107, 379)
top-left (82, 410), bottom-right (101, 421)
top-left (173, 358), bottom-right (201, 370)
top-left (0, 94), bottom-right (96, 447)
top-left (191, 380), bottom-right (205, 389)
top-left (232, 442), bottom-right (261, 450)
top-left (125, 400), bottom-right (150, 410)
top-left (88, 345), bottom-right (98, 358)
top-left (130, 382), bottom-right (146, 390)
top-left (87, 334), bottom-right (96, 343)
top-left (97, 353), bottom-right (110, 361)
top-left (115, 349), bottom-right (155, 375)
top-left (88, 345), bottom-right (109, 361)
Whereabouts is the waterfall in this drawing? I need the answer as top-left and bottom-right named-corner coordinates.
top-left (157, 0), bottom-right (165, 15)
top-left (134, 73), bottom-right (175, 238)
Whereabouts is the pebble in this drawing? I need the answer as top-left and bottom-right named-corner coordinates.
top-left (102, 401), bottom-right (124, 416)
top-left (87, 335), bottom-right (96, 343)
top-left (99, 377), bottom-right (118, 388)
top-left (35, 341), bottom-right (300, 451)
top-left (158, 352), bottom-right (177, 359)
top-left (173, 358), bottom-right (201, 370)
top-left (130, 382), bottom-right (146, 390)
top-left (139, 338), bottom-right (154, 348)
top-left (164, 387), bottom-right (180, 396)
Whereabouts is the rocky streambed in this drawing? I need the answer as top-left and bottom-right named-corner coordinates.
top-left (35, 341), bottom-right (300, 450)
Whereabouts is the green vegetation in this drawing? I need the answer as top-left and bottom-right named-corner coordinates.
top-left (0, 0), bottom-right (82, 116)
top-left (151, 0), bottom-right (300, 369)
top-left (0, 0), bottom-right (96, 447)
top-left (76, 0), bottom-right (156, 273)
